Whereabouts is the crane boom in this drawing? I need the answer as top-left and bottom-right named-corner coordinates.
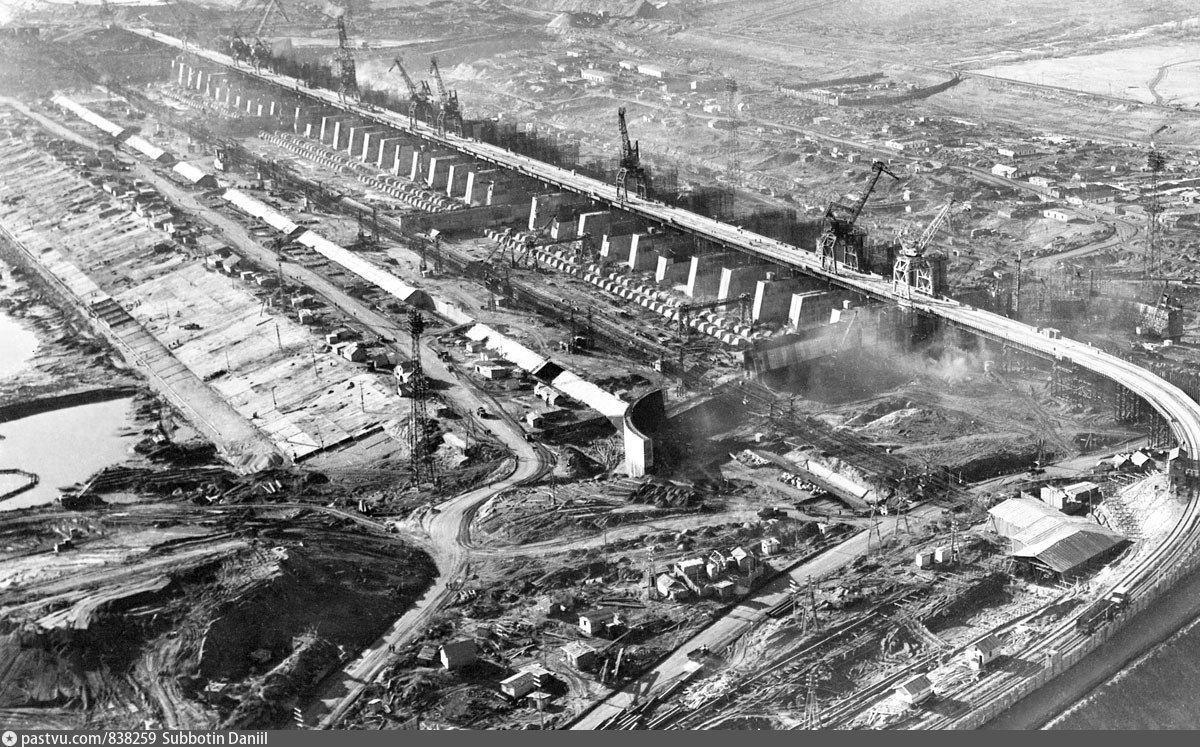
top-left (254, 0), bottom-right (288, 38)
top-left (389, 57), bottom-right (419, 99)
top-left (429, 56), bottom-right (448, 101)
top-left (617, 106), bottom-right (638, 167)
top-left (846, 160), bottom-right (899, 226)
top-left (914, 198), bottom-right (957, 253)
top-left (336, 15), bottom-right (349, 49)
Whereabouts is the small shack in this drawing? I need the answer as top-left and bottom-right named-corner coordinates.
top-left (895, 674), bottom-right (933, 706)
top-left (578, 609), bottom-right (621, 637)
top-left (439, 639), bottom-right (477, 670)
top-left (562, 641), bottom-right (598, 669)
top-left (968, 633), bottom-right (1003, 670)
top-left (499, 671), bottom-right (537, 700)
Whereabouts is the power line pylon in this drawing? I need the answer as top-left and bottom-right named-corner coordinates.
top-left (803, 670), bottom-right (821, 729)
top-left (791, 575), bottom-right (820, 634)
top-left (891, 498), bottom-right (911, 540)
top-left (407, 309), bottom-right (435, 489)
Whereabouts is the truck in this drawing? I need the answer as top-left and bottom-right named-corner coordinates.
top-left (1108, 585), bottom-right (1130, 609)
top-left (1076, 597), bottom-right (1115, 635)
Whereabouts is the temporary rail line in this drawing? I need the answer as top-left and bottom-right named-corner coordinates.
top-left (118, 28), bottom-right (1200, 728)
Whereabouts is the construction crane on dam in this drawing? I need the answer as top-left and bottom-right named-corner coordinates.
top-left (389, 56), bottom-right (432, 127)
top-left (332, 11), bottom-right (359, 102)
top-left (817, 160), bottom-right (899, 274)
top-left (893, 196), bottom-right (969, 300)
top-left (429, 56), bottom-right (463, 136)
top-left (616, 106), bottom-right (649, 202)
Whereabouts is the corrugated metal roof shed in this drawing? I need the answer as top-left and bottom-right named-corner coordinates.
top-left (222, 188), bottom-right (301, 236)
top-left (1011, 523), bottom-right (1126, 575)
top-left (172, 161), bottom-right (218, 189)
top-left (988, 496), bottom-right (1061, 536)
top-left (51, 94), bottom-right (126, 139)
top-left (292, 230), bottom-right (432, 308)
top-left (124, 135), bottom-right (173, 163)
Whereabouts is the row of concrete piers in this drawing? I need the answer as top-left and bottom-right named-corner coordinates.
top-left (170, 57), bottom-right (861, 333)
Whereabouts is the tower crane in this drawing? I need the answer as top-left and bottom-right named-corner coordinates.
top-left (332, 12), bottom-right (359, 102)
top-left (389, 57), bottom-right (432, 126)
top-left (817, 160), bottom-right (899, 273)
top-left (616, 106), bottom-right (649, 201)
top-left (892, 196), bottom-right (970, 299)
top-left (429, 57), bottom-right (463, 136)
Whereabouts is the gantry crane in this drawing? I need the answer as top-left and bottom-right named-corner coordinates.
top-left (671, 293), bottom-right (752, 387)
top-left (893, 196), bottom-right (969, 299)
top-left (429, 56), bottom-right (463, 136)
top-left (616, 107), bottom-right (649, 201)
top-left (389, 57), bottom-right (433, 126)
top-left (817, 160), bottom-right (899, 273)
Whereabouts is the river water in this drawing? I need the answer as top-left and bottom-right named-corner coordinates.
top-left (0, 293), bottom-right (139, 510)
top-left (0, 312), bottom-right (38, 379)
top-left (0, 396), bottom-right (139, 510)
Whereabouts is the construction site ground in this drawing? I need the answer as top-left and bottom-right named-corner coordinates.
top-left (0, 500), bottom-right (437, 730)
top-left (3, 7), bottom-right (1200, 731)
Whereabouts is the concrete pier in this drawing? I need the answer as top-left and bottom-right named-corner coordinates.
top-left (718, 265), bottom-right (769, 300)
top-left (686, 252), bottom-right (741, 298)
top-left (753, 275), bottom-right (824, 323)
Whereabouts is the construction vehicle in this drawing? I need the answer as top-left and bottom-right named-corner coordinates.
top-left (893, 196), bottom-right (968, 299)
top-left (817, 160), bottom-right (898, 273)
top-left (616, 107), bottom-right (649, 201)
top-left (389, 57), bottom-right (433, 126)
top-left (1076, 597), bottom-right (1117, 635)
top-left (429, 57), bottom-right (463, 136)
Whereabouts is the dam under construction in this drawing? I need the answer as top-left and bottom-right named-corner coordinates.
top-left (3, 1), bottom-right (1200, 731)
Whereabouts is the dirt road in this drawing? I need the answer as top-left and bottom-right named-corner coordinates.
top-left (303, 407), bottom-right (549, 728)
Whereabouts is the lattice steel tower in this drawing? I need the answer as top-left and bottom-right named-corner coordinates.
top-left (407, 309), bottom-right (434, 488)
top-left (724, 77), bottom-right (740, 211)
top-left (1146, 146), bottom-right (1167, 279)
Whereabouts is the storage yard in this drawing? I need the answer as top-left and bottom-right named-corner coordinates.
top-left (2, 0), bottom-right (1200, 733)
